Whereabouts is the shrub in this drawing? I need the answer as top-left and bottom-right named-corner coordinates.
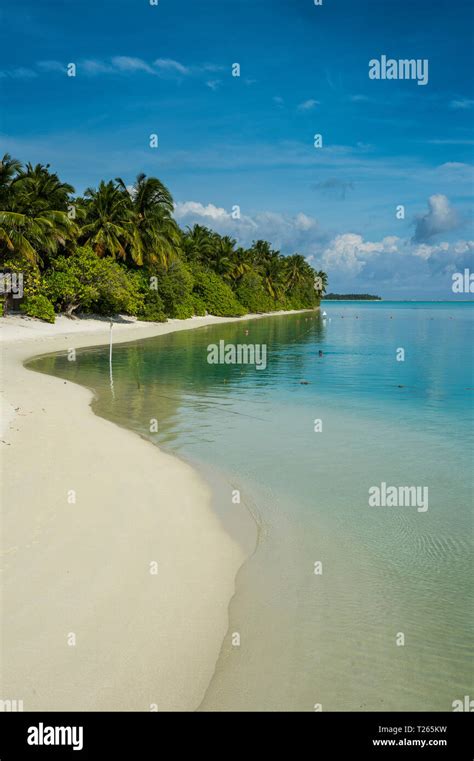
top-left (165, 293), bottom-right (207, 320)
top-left (135, 279), bottom-right (166, 322)
top-left (93, 262), bottom-right (142, 315)
top-left (171, 297), bottom-right (194, 319)
top-left (137, 301), bottom-right (167, 322)
top-left (148, 260), bottom-right (194, 317)
top-left (45, 269), bottom-right (97, 314)
top-left (0, 253), bottom-right (42, 300)
top-left (44, 247), bottom-right (143, 316)
top-left (235, 272), bottom-right (275, 313)
top-left (190, 294), bottom-right (206, 316)
top-left (20, 294), bottom-right (56, 323)
top-left (192, 267), bottom-right (245, 317)
top-left (285, 282), bottom-right (319, 310)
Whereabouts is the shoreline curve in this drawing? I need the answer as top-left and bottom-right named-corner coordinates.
top-left (0, 310), bottom-right (311, 711)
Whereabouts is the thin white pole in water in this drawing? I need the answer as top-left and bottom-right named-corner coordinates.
top-left (109, 320), bottom-right (115, 399)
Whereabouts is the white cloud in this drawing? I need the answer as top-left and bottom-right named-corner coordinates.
top-left (206, 80), bottom-right (221, 91)
top-left (81, 59), bottom-right (115, 74)
top-left (9, 56), bottom-right (217, 80)
top-left (0, 67), bottom-right (38, 79)
top-left (453, 239), bottom-right (474, 254)
top-left (413, 194), bottom-right (460, 242)
top-left (297, 99), bottom-right (320, 111)
top-left (174, 201), bottom-right (232, 222)
top-left (153, 58), bottom-right (189, 75)
top-left (37, 60), bottom-right (67, 73)
top-left (413, 239), bottom-right (474, 260)
top-left (112, 57), bottom-right (156, 74)
top-left (201, 64), bottom-right (225, 73)
top-left (173, 198), bottom-right (474, 295)
top-left (173, 201), bottom-right (323, 252)
top-left (294, 212), bottom-right (317, 231)
top-left (319, 234), bottom-right (400, 274)
top-left (449, 98), bottom-right (474, 109)
top-left (438, 162), bottom-right (471, 170)
top-left (412, 241), bottom-right (450, 260)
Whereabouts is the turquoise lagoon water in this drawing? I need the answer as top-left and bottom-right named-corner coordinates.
top-left (29, 302), bottom-right (473, 711)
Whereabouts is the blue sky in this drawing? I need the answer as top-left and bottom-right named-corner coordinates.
top-left (1, 0), bottom-right (473, 298)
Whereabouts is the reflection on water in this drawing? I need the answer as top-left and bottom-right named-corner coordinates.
top-left (29, 303), bottom-right (474, 711)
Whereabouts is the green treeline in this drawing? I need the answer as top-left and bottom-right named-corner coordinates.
top-left (0, 155), bottom-right (327, 323)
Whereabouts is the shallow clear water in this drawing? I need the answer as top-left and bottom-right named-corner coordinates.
top-left (30, 302), bottom-right (474, 711)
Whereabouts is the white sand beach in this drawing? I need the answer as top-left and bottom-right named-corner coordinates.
top-left (0, 311), bottom-right (303, 711)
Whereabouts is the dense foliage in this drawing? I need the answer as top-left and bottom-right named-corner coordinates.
top-left (0, 155), bottom-right (327, 322)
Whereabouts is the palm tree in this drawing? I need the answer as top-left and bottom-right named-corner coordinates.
top-left (248, 241), bottom-right (285, 298)
top-left (285, 254), bottom-right (310, 292)
top-left (181, 224), bottom-right (215, 264)
top-left (80, 181), bottom-right (138, 261)
top-left (11, 163), bottom-right (74, 213)
top-left (0, 209), bottom-right (74, 264)
top-left (250, 239), bottom-right (273, 262)
top-left (0, 160), bottom-right (76, 265)
top-left (314, 270), bottom-right (328, 296)
top-left (0, 153), bottom-right (22, 208)
top-left (228, 246), bottom-right (252, 285)
top-left (259, 250), bottom-right (284, 299)
top-left (210, 235), bottom-right (236, 279)
top-left (119, 172), bottom-right (173, 214)
top-left (116, 173), bottom-right (180, 268)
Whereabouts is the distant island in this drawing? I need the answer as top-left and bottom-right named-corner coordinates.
top-left (323, 293), bottom-right (381, 301)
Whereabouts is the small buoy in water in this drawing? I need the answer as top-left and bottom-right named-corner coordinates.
top-left (299, 380), bottom-right (310, 385)
top-left (398, 384), bottom-right (404, 388)
top-left (322, 311), bottom-right (327, 317)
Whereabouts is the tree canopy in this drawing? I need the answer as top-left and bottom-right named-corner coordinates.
top-left (0, 154), bottom-right (327, 322)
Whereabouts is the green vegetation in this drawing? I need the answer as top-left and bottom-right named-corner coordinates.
top-left (20, 294), bottom-right (56, 323)
top-left (0, 154), bottom-right (327, 322)
top-left (191, 266), bottom-right (246, 317)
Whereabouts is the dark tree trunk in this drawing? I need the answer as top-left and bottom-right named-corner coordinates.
top-left (65, 302), bottom-right (80, 319)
